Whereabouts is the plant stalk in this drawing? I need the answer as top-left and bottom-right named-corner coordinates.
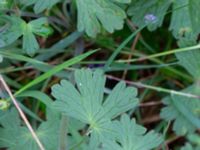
top-left (0, 75), bottom-right (45, 150)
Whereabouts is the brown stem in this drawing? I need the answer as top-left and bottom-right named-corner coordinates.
top-left (122, 20), bottom-right (141, 79)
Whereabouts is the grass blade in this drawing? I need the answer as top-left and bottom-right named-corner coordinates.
top-left (14, 50), bottom-right (97, 95)
top-left (104, 25), bottom-right (146, 70)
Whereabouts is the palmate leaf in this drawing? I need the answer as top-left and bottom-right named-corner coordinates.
top-left (0, 16), bottom-right (52, 56)
top-left (52, 68), bottom-right (139, 143)
top-left (165, 29), bottom-right (200, 136)
top-left (28, 17), bottom-right (53, 37)
top-left (163, 0), bottom-right (200, 79)
top-left (23, 24), bottom-right (40, 56)
top-left (0, 108), bottom-right (60, 150)
top-left (103, 114), bottom-right (163, 150)
top-left (127, 0), bottom-right (171, 31)
top-left (75, 0), bottom-right (131, 37)
top-left (160, 85), bottom-right (200, 135)
top-left (152, 0), bottom-right (200, 136)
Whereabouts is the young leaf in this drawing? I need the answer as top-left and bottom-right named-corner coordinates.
top-left (0, 108), bottom-right (60, 150)
top-left (23, 24), bottom-right (39, 56)
top-left (165, 14), bottom-right (200, 134)
top-left (160, 85), bottom-right (200, 135)
top-left (103, 114), bottom-right (163, 150)
top-left (52, 68), bottom-right (138, 143)
top-left (29, 18), bottom-right (53, 37)
top-left (23, 17), bottom-right (52, 55)
top-left (0, 16), bottom-right (52, 55)
top-left (127, 0), bottom-right (171, 31)
top-left (75, 0), bottom-right (131, 37)
top-left (0, 16), bottom-right (25, 46)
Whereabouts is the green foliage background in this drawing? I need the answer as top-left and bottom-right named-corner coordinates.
top-left (0, 0), bottom-right (200, 150)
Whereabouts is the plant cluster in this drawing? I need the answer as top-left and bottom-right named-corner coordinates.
top-left (0, 0), bottom-right (200, 150)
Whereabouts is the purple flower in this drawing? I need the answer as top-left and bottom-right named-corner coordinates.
top-left (144, 14), bottom-right (157, 24)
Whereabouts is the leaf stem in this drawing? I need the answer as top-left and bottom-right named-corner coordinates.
top-left (58, 37), bottom-right (85, 150)
top-left (117, 44), bottom-right (200, 63)
top-left (0, 75), bottom-right (45, 150)
top-left (107, 75), bottom-right (200, 99)
top-left (104, 24), bottom-right (146, 70)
